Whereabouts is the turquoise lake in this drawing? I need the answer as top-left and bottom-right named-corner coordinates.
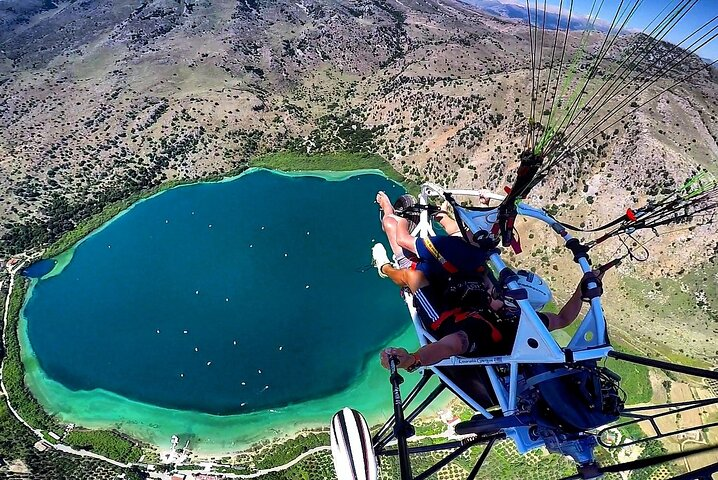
top-left (22, 169), bottom-right (417, 433)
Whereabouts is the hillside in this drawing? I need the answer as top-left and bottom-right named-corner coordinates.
top-left (0, 0), bottom-right (717, 357)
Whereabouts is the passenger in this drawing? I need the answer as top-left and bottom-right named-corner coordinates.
top-left (373, 191), bottom-right (488, 295)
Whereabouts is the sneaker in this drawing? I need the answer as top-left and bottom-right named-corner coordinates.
top-left (371, 243), bottom-right (391, 278)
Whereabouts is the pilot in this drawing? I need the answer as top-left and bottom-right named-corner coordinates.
top-left (378, 269), bottom-right (603, 371)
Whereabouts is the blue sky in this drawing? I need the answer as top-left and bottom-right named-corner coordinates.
top-left (532, 0), bottom-right (718, 60)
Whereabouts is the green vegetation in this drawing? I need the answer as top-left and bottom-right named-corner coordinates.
top-left (215, 464), bottom-right (253, 474)
top-left (253, 432), bottom-right (330, 470)
top-left (41, 431), bottom-right (58, 444)
top-left (2, 278), bottom-right (144, 464)
top-left (626, 440), bottom-right (672, 480)
top-left (0, 400), bottom-right (129, 479)
top-left (254, 449), bottom-right (336, 479)
top-left (250, 151), bottom-right (420, 195)
top-left (618, 274), bottom-right (713, 367)
top-left (64, 429), bottom-right (142, 463)
top-left (35, 151), bottom-right (414, 260)
top-left (2, 279), bottom-right (58, 431)
top-left (377, 438), bottom-right (577, 480)
top-left (604, 353), bottom-right (652, 404)
top-left (413, 419), bottom-right (446, 436)
top-left (42, 178), bottom-right (188, 258)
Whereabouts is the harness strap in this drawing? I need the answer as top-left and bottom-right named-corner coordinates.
top-left (430, 308), bottom-right (503, 343)
top-left (422, 237), bottom-right (458, 273)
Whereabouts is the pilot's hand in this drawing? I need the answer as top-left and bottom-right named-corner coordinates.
top-left (380, 347), bottom-right (412, 370)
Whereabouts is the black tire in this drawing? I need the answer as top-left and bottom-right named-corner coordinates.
top-left (393, 194), bottom-right (419, 232)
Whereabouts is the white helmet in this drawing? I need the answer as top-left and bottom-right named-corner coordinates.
top-left (516, 270), bottom-right (552, 311)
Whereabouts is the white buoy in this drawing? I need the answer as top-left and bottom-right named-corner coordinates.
top-left (195, 290), bottom-right (199, 295)
top-left (191, 211), bottom-right (195, 215)
top-left (207, 361), bottom-right (212, 366)
top-left (258, 369), bottom-right (262, 374)
top-left (156, 329), bottom-right (160, 334)
top-left (284, 253), bottom-right (288, 257)
top-left (165, 220), bottom-right (169, 224)
top-left (194, 347), bottom-right (199, 352)
top-left (233, 340), bottom-right (237, 345)
top-left (279, 346), bottom-right (283, 351)
top-left (306, 231), bottom-right (310, 235)
top-left (305, 285), bottom-right (310, 289)
top-left (209, 224), bottom-right (212, 228)
top-left (249, 244), bottom-right (253, 248)
top-left (241, 402), bottom-right (246, 407)
top-left (225, 298), bottom-right (229, 302)
top-left (107, 245), bottom-right (111, 249)
top-left (180, 373), bottom-right (184, 378)
top-left (241, 382), bottom-right (246, 386)
top-left (261, 226), bottom-right (265, 230)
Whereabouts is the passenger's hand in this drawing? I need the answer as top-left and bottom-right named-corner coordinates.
top-left (380, 347), bottom-right (412, 370)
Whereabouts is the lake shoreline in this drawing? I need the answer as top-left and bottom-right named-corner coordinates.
top-left (17, 159), bottom-right (438, 458)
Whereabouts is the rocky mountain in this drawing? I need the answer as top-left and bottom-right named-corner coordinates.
top-left (0, 0), bottom-right (716, 356)
top-left (460, 0), bottom-right (612, 32)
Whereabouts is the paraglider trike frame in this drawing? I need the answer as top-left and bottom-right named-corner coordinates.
top-left (372, 183), bottom-right (614, 477)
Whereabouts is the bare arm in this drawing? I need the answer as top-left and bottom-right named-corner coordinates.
top-left (380, 332), bottom-right (469, 370)
top-left (416, 332), bottom-right (469, 365)
top-left (545, 286), bottom-right (583, 331)
top-left (544, 270), bottom-right (605, 331)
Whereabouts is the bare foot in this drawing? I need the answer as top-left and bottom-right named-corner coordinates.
top-left (376, 191), bottom-right (394, 215)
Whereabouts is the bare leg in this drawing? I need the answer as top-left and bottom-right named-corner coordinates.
top-left (377, 190), bottom-right (418, 261)
top-left (380, 264), bottom-right (429, 293)
top-left (376, 191), bottom-right (395, 217)
top-left (382, 215), bottom-right (417, 256)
